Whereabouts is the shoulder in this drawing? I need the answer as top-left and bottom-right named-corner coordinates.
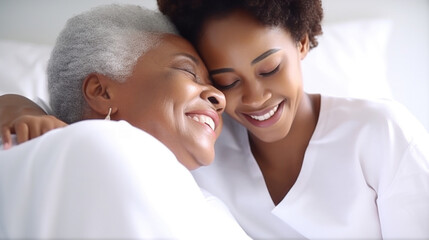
top-left (26, 120), bottom-right (181, 176)
top-left (323, 96), bottom-right (407, 119)
top-left (321, 96), bottom-right (426, 141)
top-left (65, 120), bottom-right (174, 158)
top-left (65, 120), bottom-right (156, 143)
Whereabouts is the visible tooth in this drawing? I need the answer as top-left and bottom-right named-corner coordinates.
top-left (250, 104), bottom-right (279, 121)
top-left (201, 115), bottom-right (208, 124)
top-left (203, 116), bottom-right (215, 131)
top-left (190, 114), bottom-right (216, 131)
top-left (207, 118), bottom-right (215, 131)
top-left (263, 113), bottom-right (270, 120)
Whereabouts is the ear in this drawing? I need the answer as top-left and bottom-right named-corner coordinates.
top-left (82, 73), bottom-right (118, 118)
top-left (297, 34), bottom-right (310, 60)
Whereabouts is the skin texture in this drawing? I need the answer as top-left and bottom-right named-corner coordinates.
top-left (198, 10), bottom-right (320, 204)
top-left (0, 34), bottom-right (226, 171)
top-left (83, 34), bottom-right (225, 170)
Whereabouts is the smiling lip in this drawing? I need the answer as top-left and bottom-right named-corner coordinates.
top-left (242, 101), bottom-right (285, 128)
top-left (186, 109), bottom-right (220, 133)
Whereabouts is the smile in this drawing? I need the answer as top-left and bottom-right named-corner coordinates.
top-left (243, 101), bottom-right (285, 128)
top-left (187, 114), bottom-right (216, 131)
top-left (249, 104), bottom-right (279, 121)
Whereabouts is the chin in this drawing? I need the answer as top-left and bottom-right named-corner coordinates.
top-left (198, 154), bottom-right (216, 169)
top-left (181, 152), bottom-right (215, 171)
top-left (250, 128), bottom-right (290, 143)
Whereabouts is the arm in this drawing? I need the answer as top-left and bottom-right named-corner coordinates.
top-left (377, 135), bottom-right (429, 239)
top-left (0, 94), bottom-right (66, 148)
top-left (375, 104), bottom-right (429, 238)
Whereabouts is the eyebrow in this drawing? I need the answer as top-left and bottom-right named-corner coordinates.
top-left (209, 48), bottom-right (281, 75)
top-left (173, 53), bottom-right (199, 64)
top-left (209, 68), bottom-right (234, 75)
top-left (251, 48), bottom-right (281, 65)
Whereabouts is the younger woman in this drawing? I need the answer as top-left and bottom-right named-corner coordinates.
top-left (158, 0), bottom-right (429, 239)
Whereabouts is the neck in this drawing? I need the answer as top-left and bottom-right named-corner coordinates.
top-left (248, 93), bottom-right (320, 205)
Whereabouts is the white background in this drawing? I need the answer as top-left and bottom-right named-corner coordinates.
top-left (0, 0), bottom-right (428, 131)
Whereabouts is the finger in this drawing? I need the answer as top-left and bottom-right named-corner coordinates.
top-left (57, 121), bottom-right (68, 128)
top-left (40, 125), bottom-right (56, 135)
top-left (43, 117), bottom-right (68, 134)
top-left (28, 121), bottom-right (42, 140)
top-left (1, 126), bottom-right (13, 150)
top-left (15, 122), bottom-right (30, 144)
top-left (40, 119), bottom-right (62, 135)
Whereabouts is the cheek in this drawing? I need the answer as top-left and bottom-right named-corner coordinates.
top-left (223, 91), bottom-right (240, 116)
top-left (137, 100), bottom-right (178, 145)
top-left (285, 70), bottom-right (304, 93)
top-left (272, 62), bottom-right (304, 93)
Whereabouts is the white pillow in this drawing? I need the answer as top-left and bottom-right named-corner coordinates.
top-left (0, 39), bottom-right (52, 104)
top-left (302, 19), bottom-right (393, 99)
top-left (0, 19), bottom-right (393, 106)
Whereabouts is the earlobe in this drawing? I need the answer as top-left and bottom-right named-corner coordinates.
top-left (82, 73), bottom-right (117, 118)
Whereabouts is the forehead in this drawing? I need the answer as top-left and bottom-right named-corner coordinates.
top-left (146, 33), bottom-right (199, 59)
top-left (134, 33), bottom-right (209, 81)
top-left (202, 11), bottom-right (260, 39)
top-left (203, 10), bottom-right (289, 42)
top-left (199, 11), bottom-right (293, 65)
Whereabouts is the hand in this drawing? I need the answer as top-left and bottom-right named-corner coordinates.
top-left (1, 115), bottom-right (67, 149)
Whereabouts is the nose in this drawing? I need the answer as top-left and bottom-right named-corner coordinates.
top-left (241, 79), bottom-right (271, 107)
top-left (201, 86), bottom-right (226, 114)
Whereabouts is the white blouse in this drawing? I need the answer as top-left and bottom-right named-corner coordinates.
top-left (192, 95), bottom-right (429, 239)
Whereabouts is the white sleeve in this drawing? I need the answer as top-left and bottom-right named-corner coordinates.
top-left (0, 120), bottom-right (250, 239)
top-left (377, 132), bottom-right (429, 239)
top-left (35, 97), bottom-right (52, 114)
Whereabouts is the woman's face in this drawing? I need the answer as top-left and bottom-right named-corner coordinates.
top-left (111, 34), bottom-right (225, 170)
top-left (198, 10), bottom-right (308, 143)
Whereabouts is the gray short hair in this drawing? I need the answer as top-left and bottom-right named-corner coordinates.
top-left (48, 4), bottom-right (177, 123)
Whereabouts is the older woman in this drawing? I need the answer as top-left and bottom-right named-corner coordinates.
top-left (0, 4), bottom-right (249, 239)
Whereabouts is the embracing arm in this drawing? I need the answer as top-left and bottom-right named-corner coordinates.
top-left (0, 94), bottom-right (66, 148)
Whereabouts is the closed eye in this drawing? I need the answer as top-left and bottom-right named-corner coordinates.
top-left (260, 64), bottom-right (280, 77)
top-left (213, 79), bottom-right (239, 91)
top-left (182, 68), bottom-right (196, 78)
top-left (171, 66), bottom-right (197, 79)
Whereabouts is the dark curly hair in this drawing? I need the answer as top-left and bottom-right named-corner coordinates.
top-left (157, 0), bottom-right (323, 49)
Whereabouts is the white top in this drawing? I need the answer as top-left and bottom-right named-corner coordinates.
top-left (192, 95), bottom-right (429, 239)
top-left (0, 120), bottom-right (250, 239)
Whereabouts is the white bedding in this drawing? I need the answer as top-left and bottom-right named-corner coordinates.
top-left (0, 19), bottom-right (394, 105)
top-left (0, 120), bottom-right (250, 239)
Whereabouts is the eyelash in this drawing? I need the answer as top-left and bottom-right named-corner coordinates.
top-left (214, 79), bottom-right (239, 91)
top-left (213, 63), bottom-right (280, 90)
top-left (260, 64), bottom-right (280, 77)
top-left (182, 68), bottom-right (196, 78)
top-left (172, 66), bottom-right (197, 79)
